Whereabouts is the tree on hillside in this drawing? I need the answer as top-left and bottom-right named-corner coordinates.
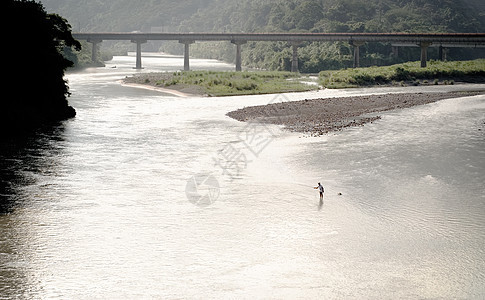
top-left (2, 0), bottom-right (81, 135)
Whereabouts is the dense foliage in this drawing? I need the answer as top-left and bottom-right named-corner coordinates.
top-left (42, 0), bottom-right (485, 71)
top-left (2, 0), bottom-right (80, 134)
top-left (319, 59), bottom-right (485, 88)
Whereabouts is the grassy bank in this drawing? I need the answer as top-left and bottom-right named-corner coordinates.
top-left (319, 59), bottom-right (485, 88)
top-left (124, 71), bottom-right (318, 96)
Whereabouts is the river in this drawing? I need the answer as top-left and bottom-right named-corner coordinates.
top-left (1, 53), bottom-right (484, 299)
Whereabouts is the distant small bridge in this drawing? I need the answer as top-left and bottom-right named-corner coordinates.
top-left (72, 32), bottom-right (485, 71)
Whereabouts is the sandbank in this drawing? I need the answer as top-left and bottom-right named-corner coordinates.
top-left (227, 91), bottom-right (484, 136)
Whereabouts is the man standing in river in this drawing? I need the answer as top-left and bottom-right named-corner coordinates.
top-left (314, 182), bottom-right (324, 200)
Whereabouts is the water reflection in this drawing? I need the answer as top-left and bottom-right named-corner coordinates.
top-left (0, 123), bottom-right (68, 214)
top-left (318, 198), bottom-right (323, 210)
top-left (0, 123), bottom-right (69, 298)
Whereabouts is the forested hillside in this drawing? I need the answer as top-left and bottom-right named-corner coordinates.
top-left (42, 0), bottom-right (485, 71)
top-left (179, 0), bottom-right (483, 33)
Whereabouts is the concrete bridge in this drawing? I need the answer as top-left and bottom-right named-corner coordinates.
top-left (72, 32), bottom-right (485, 71)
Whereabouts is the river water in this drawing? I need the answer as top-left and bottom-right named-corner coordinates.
top-left (1, 53), bottom-right (484, 299)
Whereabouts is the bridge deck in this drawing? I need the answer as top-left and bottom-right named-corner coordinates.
top-left (73, 32), bottom-right (485, 44)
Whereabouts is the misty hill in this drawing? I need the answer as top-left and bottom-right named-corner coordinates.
top-left (43, 0), bottom-right (485, 71)
top-left (41, 0), bottom-right (212, 32)
top-left (42, 0), bottom-right (484, 33)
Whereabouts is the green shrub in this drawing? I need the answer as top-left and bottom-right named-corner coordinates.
top-left (393, 67), bottom-right (411, 81)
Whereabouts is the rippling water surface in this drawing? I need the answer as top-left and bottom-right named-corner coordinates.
top-left (1, 54), bottom-right (484, 299)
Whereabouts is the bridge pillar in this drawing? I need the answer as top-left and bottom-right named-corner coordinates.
top-left (350, 41), bottom-right (365, 68)
top-left (438, 45), bottom-right (448, 61)
top-left (131, 39), bottom-right (147, 69)
top-left (391, 46), bottom-right (399, 58)
top-left (419, 42), bottom-right (431, 68)
top-left (87, 39), bottom-right (102, 63)
top-left (231, 40), bottom-right (247, 71)
top-left (179, 40), bottom-right (195, 71)
top-left (291, 42), bottom-right (300, 73)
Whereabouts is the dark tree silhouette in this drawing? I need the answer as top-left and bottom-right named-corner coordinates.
top-left (2, 0), bottom-right (81, 135)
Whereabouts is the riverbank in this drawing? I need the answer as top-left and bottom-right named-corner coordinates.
top-left (120, 81), bottom-right (196, 97)
top-left (227, 91), bottom-right (484, 136)
top-left (123, 71), bottom-right (318, 96)
top-left (319, 59), bottom-right (485, 89)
